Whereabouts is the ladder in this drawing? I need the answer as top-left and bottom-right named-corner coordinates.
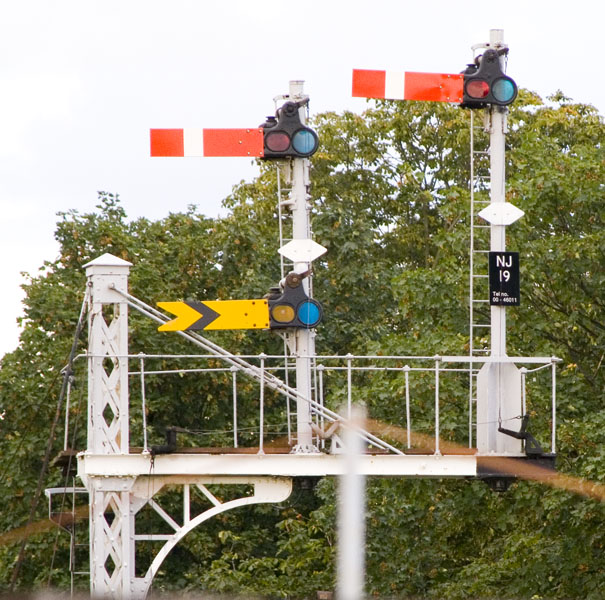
top-left (46, 483), bottom-right (90, 596)
top-left (276, 162), bottom-right (294, 445)
top-left (468, 109), bottom-right (492, 446)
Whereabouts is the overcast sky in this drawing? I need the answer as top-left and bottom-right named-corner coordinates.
top-left (1, 0), bottom-right (603, 357)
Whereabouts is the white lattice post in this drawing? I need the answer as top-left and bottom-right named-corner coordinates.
top-left (85, 253), bottom-right (131, 454)
top-left (83, 253), bottom-right (136, 598)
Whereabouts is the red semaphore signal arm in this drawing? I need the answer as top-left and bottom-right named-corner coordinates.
top-left (352, 69), bottom-right (463, 103)
top-left (150, 128), bottom-right (264, 157)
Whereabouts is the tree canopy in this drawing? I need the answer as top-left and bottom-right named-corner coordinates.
top-left (0, 90), bottom-right (604, 598)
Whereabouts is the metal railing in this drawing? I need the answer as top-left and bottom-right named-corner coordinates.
top-left (69, 287), bottom-right (559, 457)
top-left (114, 351), bottom-right (559, 456)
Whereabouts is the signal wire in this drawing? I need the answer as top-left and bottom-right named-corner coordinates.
top-left (46, 378), bottom-right (84, 590)
top-left (10, 289), bottom-right (89, 591)
top-left (116, 288), bottom-right (403, 455)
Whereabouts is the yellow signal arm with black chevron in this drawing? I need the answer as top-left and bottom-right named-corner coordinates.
top-left (158, 272), bottom-right (322, 332)
top-left (157, 299), bottom-right (269, 331)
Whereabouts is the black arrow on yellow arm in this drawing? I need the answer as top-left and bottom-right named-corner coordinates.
top-left (157, 300), bottom-right (269, 331)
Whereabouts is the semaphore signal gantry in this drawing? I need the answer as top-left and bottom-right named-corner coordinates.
top-left (42, 30), bottom-right (559, 599)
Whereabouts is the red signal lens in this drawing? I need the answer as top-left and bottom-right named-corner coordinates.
top-left (265, 131), bottom-right (290, 152)
top-left (466, 80), bottom-right (490, 99)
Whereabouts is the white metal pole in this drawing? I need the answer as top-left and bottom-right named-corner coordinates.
top-left (63, 377), bottom-right (72, 451)
top-left (232, 367), bottom-right (238, 448)
top-left (434, 358), bottom-right (441, 455)
top-left (259, 354), bottom-right (266, 454)
top-left (479, 29), bottom-right (525, 454)
top-left (140, 354), bottom-right (149, 453)
top-left (475, 30), bottom-right (525, 454)
top-left (346, 353), bottom-right (353, 419)
top-left (404, 366), bottom-right (411, 449)
top-left (489, 29), bottom-right (508, 358)
top-left (337, 406), bottom-right (366, 600)
top-left (289, 80), bottom-right (315, 452)
top-left (468, 107), bottom-right (476, 449)
top-left (551, 360), bottom-right (557, 453)
top-left (184, 484), bottom-right (190, 525)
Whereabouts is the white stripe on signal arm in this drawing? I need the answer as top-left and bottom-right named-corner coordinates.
top-left (384, 71), bottom-right (405, 100)
top-left (183, 128), bottom-right (203, 157)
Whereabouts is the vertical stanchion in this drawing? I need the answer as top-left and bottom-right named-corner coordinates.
top-left (140, 354), bottom-right (149, 453)
top-left (520, 367), bottom-right (527, 416)
top-left (231, 367), bottom-right (238, 448)
top-left (337, 406), bottom-right (366, 600)
top-left (183, 484), bottom-right (190, 525)
top-left (551, 359), bottom-right (557, 453)
top-left (468, 366), bottom-right (474, 449)
top-left (318, 364), bottom-right (325, 450)
top-left (434, 357), bottom-right (441, 455)
top-left (284, 351), bottom-right (292, 445)
top-left (404, 366), bottom-right (411, 449)
top-left (259, 354), bottom-right (266, 454)
top-left (346, 353), bottom-right (353, 419)
top-left (63, 376), bottom-right (72, 451)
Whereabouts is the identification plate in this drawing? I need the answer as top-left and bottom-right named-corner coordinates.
top-left (489, 252), bottom-right (520, 306)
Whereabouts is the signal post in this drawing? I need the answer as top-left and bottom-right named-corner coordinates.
top-left (352, 29), bottom-right (527, 454)
top-left (151, 81), bottom-right (323, 453)
top-left (468, 30), bottom-right (525, 454)
top-left (284, 80), bottom-right (317, 452)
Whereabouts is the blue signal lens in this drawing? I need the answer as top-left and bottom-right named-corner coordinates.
top-left (297, 300), bottom-right (321, 327)
top-left (292, 129), bottom-right (318, 156)
top-left (492, 78), bottom-right (517, 104)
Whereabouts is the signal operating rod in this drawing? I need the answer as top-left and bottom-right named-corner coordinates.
top-left (113, 286), bottom-right (403, 455)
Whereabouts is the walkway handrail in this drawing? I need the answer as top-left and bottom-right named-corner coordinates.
top-left (112, 287), bottom-right (404, 455)
top-left (86, 288), bottom-right (560, 457)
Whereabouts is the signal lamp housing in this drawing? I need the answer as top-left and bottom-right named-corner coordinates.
top-left (260, 102), bottom-right (319, 160)
top-left (267, 273), bottom-right (323, 329)
top-left (461, 48), bottom-right (518, 109)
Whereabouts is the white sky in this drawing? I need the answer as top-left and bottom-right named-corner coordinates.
top-left (1, 0), bottom-right (603, 357)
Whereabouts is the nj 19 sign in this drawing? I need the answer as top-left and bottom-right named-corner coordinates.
top-left (489, 251), bottom-right (520, 306)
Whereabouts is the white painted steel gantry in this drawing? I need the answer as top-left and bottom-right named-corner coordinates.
top-left (78, 256), bottom-right (557, 598)
top-left (73, 63), bottom-right (559, 598)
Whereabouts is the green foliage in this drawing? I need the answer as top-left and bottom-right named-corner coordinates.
top-left (1, 91), bottom-right (604, 598)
